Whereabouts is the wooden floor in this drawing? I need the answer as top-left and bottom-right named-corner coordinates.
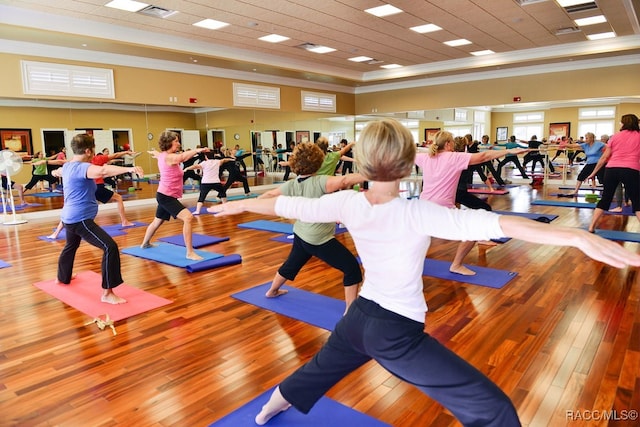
top-left (1, 166), bottom-right (639, 427)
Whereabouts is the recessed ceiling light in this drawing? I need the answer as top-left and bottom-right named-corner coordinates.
top-left (193, 19), bottom-right (230, 30)
top-left (587, 32), bottom-right (616, 40)
top-left (574, 15), bottom-right (607, 26)
top-left (556, 0), bottom-right (592, 6)
top-left (259, 34), bottom-right (290, 43)
top-left (444, 39), bottom-right (472, 47)
top-left (348, 56), bottom-right (374, 62)
top-left (307, 46), bottom-right (336, 54)
top-left (105, 0), bottom-right (149, 12)
top-left (470, 50), bottom-right (495, 56)
top-left (365, 4), bottom-right (403, 17)
top-left (381, 64), bottom-right (402, 69)
top-left (410, 24), bottom-right (442, 34)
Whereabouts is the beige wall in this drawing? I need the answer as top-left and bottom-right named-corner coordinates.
top-left (0, 53), bottom-right (355, 114)
top-left (355, 65), bottom-right (639, 115)
top-left (1, 107), bottom-right (197, 181)
top-left (2, 52), bottom-right (639, 183)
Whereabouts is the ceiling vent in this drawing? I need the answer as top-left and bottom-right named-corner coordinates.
top-left (555, 26), bottom-right (581, 35)
top-left (296, 43), bottom-right (317, 50)
top-left (564, 2), bottom-right (598, 13)
top-left (367, 59), bottom-right (384, 65)
top-left (513, 0), bottom-right (548, 5)
top-left (137, 5), bottom-right (178, 19)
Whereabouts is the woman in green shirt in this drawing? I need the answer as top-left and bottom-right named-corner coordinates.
top-left (24, 151), bottom-right (65, 192)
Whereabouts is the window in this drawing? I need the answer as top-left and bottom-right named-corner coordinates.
top-left (579, 106), bottom-right (615, 119)
top-left (21, 60), bottom-right (115, 99)
top-left (577, 106), bottom-right (615, 139)
top-left (444, 127), bottom-right (472, 138)
top-left (513, 111), bottom-right (544, 123)
top-left (513, 125), bottom-right (543, 141)
top-left (513, 111), bottom-right (544, 141)
top-left (454, 109), bottom-right (468, 122)
top-left (233, 83), bottom-right (280, 109)
top-left (301, 91), bottom-right (336, 112)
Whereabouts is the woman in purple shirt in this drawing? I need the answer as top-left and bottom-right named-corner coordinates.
top-left (56, 134), bottom-right (143, 304)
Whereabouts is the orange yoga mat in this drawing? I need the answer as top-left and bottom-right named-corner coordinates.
top-left (34, 271), bottom-right (172, 321)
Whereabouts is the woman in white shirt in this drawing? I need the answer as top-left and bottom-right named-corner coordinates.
top-left (211, 119), bottom-right (640, 426)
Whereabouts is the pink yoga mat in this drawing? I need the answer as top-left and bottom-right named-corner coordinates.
top-left (467, 188), bottom-right (509, 195)
top-left (33, 271), bottom-right (172, 321)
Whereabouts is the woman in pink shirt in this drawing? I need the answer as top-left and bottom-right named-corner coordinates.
top-left (416, 131), bottom-right (526, 275)
top-left (140, 131), bottom-right (208, 260)
top-left (587, 114), bottom-right (640, 232)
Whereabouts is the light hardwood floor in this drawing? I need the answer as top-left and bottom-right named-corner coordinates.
top-left (1, 168), bottom-right (639, 426)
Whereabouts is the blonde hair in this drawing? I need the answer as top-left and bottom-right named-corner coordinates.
top-left (429, 131), bottom-right (454, 156)
top-left (354, 119), bottom-right (415, 181)
top-left (315, 136), bottom-right (329, 153)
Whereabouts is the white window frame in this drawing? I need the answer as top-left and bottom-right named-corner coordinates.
top-left (21, 60), bottom-right (115, 99)
top-left (301, 91), bottom-right (336, 113)
top-left (579, 106), bottom-right (616, 120)
top-left (233, 83), bottom-right (280, 109)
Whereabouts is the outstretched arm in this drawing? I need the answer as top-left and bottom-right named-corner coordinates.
top-left (499, 215), bottom-right (640, 268)
top-left (209, 196), bottom-right (277, 216)
top-left (338, 142), bottom-right (355, 156)
top-left (469, 148), bottom-right (528, 165)
top-left (325, 173), bottom-right (365, 193)
top-left (87, 164), bottom-right (144, 179)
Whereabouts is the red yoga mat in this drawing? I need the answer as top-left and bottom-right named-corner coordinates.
top-left (33, 271), bottom-right (172, 321)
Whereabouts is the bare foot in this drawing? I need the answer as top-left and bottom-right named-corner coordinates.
top-left (122, 221), bottom-right (135, 227)
top-left (193, 210), bottom-right (200, 215)
top-left (140, 242), bottom-right (157, 249)
top-left (55, 274), bottom-right (77, 285)
top-left (478, 240), bottom-right (498, 246)
top-left (609, 206), bottom-right (623, 212)
top-left (186, 252), bottom-right (204, 261)
top-left (449, 265), bottom-right (477, 276)
top-left (255, 403), bottom-right (291, 426)
top-left (101, 294), bottom-right (127, 304)
top-left (265, 289), bottom-right (288, 298)
top-left (47, 233), bottom-right (60, 240)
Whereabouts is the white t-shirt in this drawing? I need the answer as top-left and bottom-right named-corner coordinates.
top-left (200, 159), bottom-right (222, 184)
top-left (275, 191), bottom-right (505, 323)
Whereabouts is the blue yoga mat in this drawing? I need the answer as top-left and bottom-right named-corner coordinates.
top-left (158, 233), bottom-right (230, 248)
top-left (594, 229), bottom-right (640, 243)
top-left (38, 226), bottom-right (127, 241)
top-left (270, 234), bottom-right (295, 243)
top-left (491, 211), bottom-right (559, 243)
top-left (239, 220), bottom-right (347, 235)
top-left (0, 260), bottom-right (10, 268)
top-left (604, 205), bottom-right (634, 216)
top-left (232, 283), bottom-right (344, 331)
top-left (209, 388), bottom-right (390, 427)
top-left (186, 254), bottom-right (242, 272)
top-left (32, 192), bottom-right (63, 198)
top-left (1, 205), bottom-right (24, 212)
top-left (121, 243), bottom-right (223, 267)
top-left (493, 210), bottom-right (559, 221)
top-left (104, 221), bottom-right (148, 230)
top-left (531, 199), bottom-right (596, 208)
top-left (423, 258), bottom-right (517, 289)
top-left (239, 220), bottom-right (294, 234)
top-left (207, 193), bottom-right (258, 203)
